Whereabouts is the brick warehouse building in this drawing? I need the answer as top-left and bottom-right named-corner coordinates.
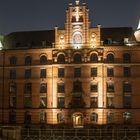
top-left (0, 0), bottom-right (140, 129)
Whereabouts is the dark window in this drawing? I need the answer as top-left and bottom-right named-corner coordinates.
top-left (74, 54), bottom-right (82, 63)
top-left (107, 97), bottom-right (114, 108)
top-left (106, 54), bottom-right (114, 63)
top-left (40, 69), bottom-right (46, 78)
top-left (39, 111), bottom-right (46, 123)
top-left (10, 56), bottom-right (17, 66)
top-left (72, 16), bottom-right (76, 22)
top-left (40, 83), bottom-right (47, 93)
top-left (123, 112), bottom-right (132, 124)
top-left (24, 83), bottom-right (32, 94)
top-left (24, 111), bottom-right (31, 124)
top-left (90, 54), bottom-right (98, 62)
top-left (57, 113), bottom-right (64, 123)
top-left (9, 82), bottom-right (16, 93)
top-left (25, 56), bottom-right (32, 65)
top-left (40, 97), bottom-right (47, 108)
top-left (90, 97), bottom-right (98, 108)
top-left (74, 68), bottom-right (81, 77)
top-left (73, 81), bottom-right (82, 92)
top-left (123, 82), bottom-right (131, 92)
top-left (79, 16), bottom-right (83, 22)
top-left (10, 69), bottom-right (16, 80)
top-left (24, 97), bottom-right (32, 108)
top-left (91, 68), bottom-right (97, 77)
top-left (57, 54), bottom-right (65, 64)
top-left (123, 53), bottom-right (131, 63)
top-left (58, 68), bottom-right (65, 78)
top-left (107, 113), bottom-right (114, 124)
top-left (57, 83), bottom-right (65, 93)
top-left (107, 68), bottom-right (114, 77)
top-left (58, 97), bottom-right (65, 108)
top-left (124, 67), bottom-right (131, 77)
top-left (90, 113), bottom-right (98, 123)
top-left (40, 55), bottom-right (47, 65)
top-left (107, 83), bottom-right (114, 92)
top-left (25, 69), bottom-right (31, 79)
top-left (9, 111), bottom-right (16, 124)
top-left (124, 96), bottom-right (131, 108)
top-left (9, 96), bottom-right (16, 108)
top-left (90, 84), bottom-right (98, 92)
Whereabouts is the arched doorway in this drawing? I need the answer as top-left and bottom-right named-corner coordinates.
top-left (72, 113), bottom-right (84, 128)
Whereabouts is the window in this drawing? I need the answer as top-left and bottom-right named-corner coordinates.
top-left (40, 68), bottom-right (46, 78)
top-left (91, 68), bottom-right (97, 77)
top-left (40, 55), bottom-right (47, 65)
top-left (90, 83), bottom-right (98, 92)
top-left (9, 96), bottom-right (16, 108)
top-left (58, 68), bottom-right (65, 78)
top-left (9, 111), bottom-right (16, 124)
top-left (123, 53), bottom-right (131, 63)
top-left (74, 54), bottom-right (82, 63)
top-left (123, 112), bottom-right (132, 124)
top-left (10, 56), bottom-right (17, 66)
top-left (107, 68), bottom-right (114, 77)
top-left (24, 111), bottom-right (31, 124)
top-left (124, 96), bottom-right (131, 108)
top-left (90, 113), bottom-right (98, 123)
top-left (9, 82), bottom-right (16, 93)
top-left (107, 82), bottom-right (114, 92)
top-left (10, 69), bottom-right (16, 80)
top-left (39, 111), bottom-right (46, 123)
top-left (40, 97), bottom-right (47, 108)
top-left (58, 97), bottom-right (65, 108)
top-left (73, 81), bottom-right (82, 92)
top-left (40, 83), bottom-right (47, 93)
top-left (25, 56), bottom-right (32, 65)
top-left (107, 112), bottom-right (114, 124)
top-left (57, 83), bottom-right (65, 93)
top-left (123, 82), bottom-right (131, 92)
top-left (107, 97), bottom-right (114, 108)
top-left (124, 67), bottom-right (131, 77)
top-left (74, 68), bottom-right (81, 77)
top-left (57, 113), bottom-right (64, 123)
top-left (24, 97), bottom-right (32, 108)
top-left (25, 69), bottom-right (31, 79)
top-left (90, 97), bottom-right (98, 108)
top-left (57, 54), bottom-right (65, 64)
top-left (24, 83), bottom-right (32, 94)
top-left (106, 54), bottom-right (114, 63)
top-left (90, 53), bottom-right (98, 63)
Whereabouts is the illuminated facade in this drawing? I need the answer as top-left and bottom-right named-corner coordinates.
top-left (0, 0), bottom-right (140, 128)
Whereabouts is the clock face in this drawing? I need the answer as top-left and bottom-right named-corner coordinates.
top-left (73, 33), bottom-right (82, 44)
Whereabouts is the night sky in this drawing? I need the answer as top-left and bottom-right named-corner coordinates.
top-left (0, 0), bottom-right (140, 35)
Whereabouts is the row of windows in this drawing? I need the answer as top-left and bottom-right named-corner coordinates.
top-left (8, 111), bottom-right (132, 124)
top-left (9, 53), bottom-right (131, 65)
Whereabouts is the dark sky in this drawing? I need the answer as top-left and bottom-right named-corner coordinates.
top-left (0, 0), bottom-right (140, 35)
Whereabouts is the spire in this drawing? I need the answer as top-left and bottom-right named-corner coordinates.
top-left (137, 18), bottom-right (140, 30)
top-left (75, 0), bottom-right (80, 5)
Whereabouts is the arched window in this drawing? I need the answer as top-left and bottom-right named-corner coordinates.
top-left (74, 54), bottom-right (82, 63)
top-left (90, 53), bottom-right (98, 62)
top-left (9, 111), bottom-right (16, 123)
top-left (90, 113), bottom-right (98, 123)
top-left (25, 56), bottom-right (32, 65)
top-left (57, 54), bottom-right (65, 64)
top-left (40, 55), bottom-right (47, 65)
top-left (123, 53), bottom-right (131, 63)
top-left (24, 111), bottom-right (31, 124)
top-left (106, 53), bottom-right (114, 63)
top-left (40, 83), bottom-right (47, 93)
top-left (10, 56), bottom-right (17, 66)
top-left (57, 113), bottom-right (64, 123)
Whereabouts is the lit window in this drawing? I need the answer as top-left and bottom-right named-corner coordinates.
top-left (9, 96), bottom-right (16, 108)
top-left (123, 53), bottom-right (131, 63)
top-left (74, 68), bottom-right (81, 77)
top-left (124, 96), bottom-right (131, 108)
top-left (40, 97), bottom-right (47, 108)
top-left (24, 97), bottom-right (32, 108)
top-left (90, 83), bottom-right (98, 92)
top-left (24, 83), bottom-right (32, 94)
top-left (9, 82), bottom-right (16, 93)
top-left (123, 82), bottom-right (131, 92)
top-left (91, 68), bottom-right (97, 77)
top-left (58, 68), bottom-right (65, 78)
top-left (9, 111), bottom-right (16, 124)
top-left (107, 97), bottom-right (114, 108)
top-left (107, 68), bottom-right (114, 77)
top-left (74, 54), bottom-right (82, 63)
top-left (123, 112), bottom-right (132, 124)
top-left (124, 67), bottom-right (131, 77)
top-left (25, 56), bottom-right (32, 65)
top-left (107, 82), bottom-right (114, 92)
top-left (25, 69), bottom-right (31, 79)
top-left (58, 97), bottom-right (65, 108)
top-left (39, 111), bottom-right (46, 123)
top-left (57, 54), bottom-right (65, 64)
top-left (90, 97), bottom-right (98, 108)
top-left (57, 113), bottom-right (64, 123)
top-left (90, 53), bottom-right (98, 62)
top-left (57, 83), bottom-right (65, 93)
top-left (40, 55), bottom-right (47, 65)
top-left (24, 111), bottom-right (31, 124)
top-left (40, 68), bottom-right (46, 78)
top-left (106, 54), bottom-right (114, 63)
top-left (90, 113), bottom-right (98, 123)
top-left (40, 83), bottom-right (47, 93)
top-left (10, 56), bottom-right (17, 66)
top-left (10, 69), bottom-right (16, 80)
